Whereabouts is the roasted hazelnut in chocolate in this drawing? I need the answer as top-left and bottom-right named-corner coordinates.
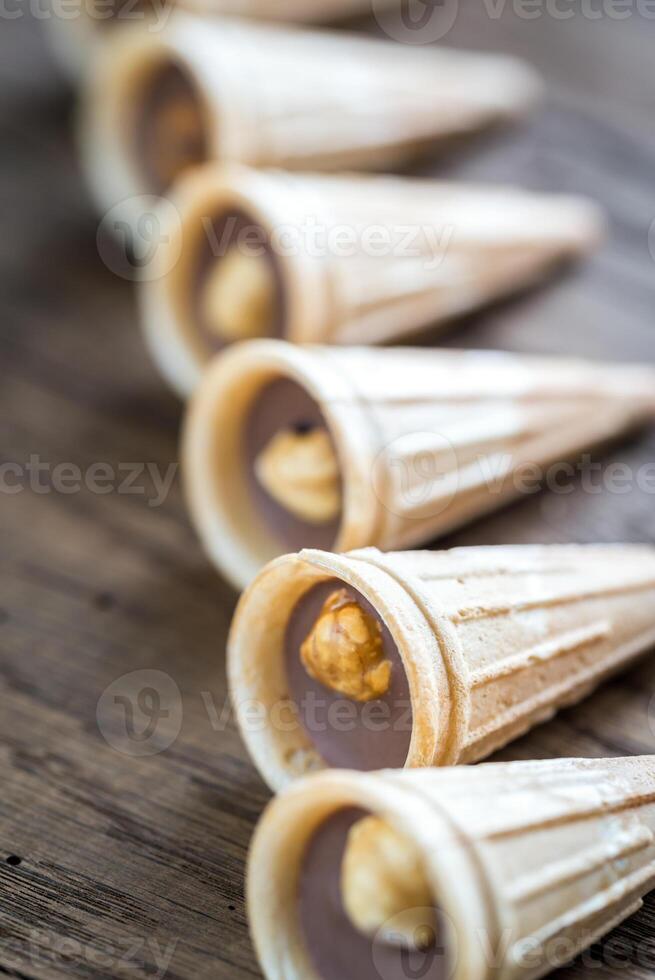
top-left (283, 578), bottom-right (412, 772)
top-left (228, 544), bottom-right (655, 790)
top-left (140, 166), bottom-right (603, 397)
top-left (248, 757), bottom-right (655, 980)
top-left (292, 806), bottom-right (448, 980)
top-left (182, 341), bottom-right (655, 591)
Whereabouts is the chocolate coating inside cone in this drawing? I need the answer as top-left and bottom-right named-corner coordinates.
top-left (135, 62), bottom-right (208, 196)
top-left (299, 808), bottom-right (448, 980)
top-left (244, 378), bottom-right (342, 552)
top-left (192, 209), bottom-right (285, 355)
top-left (285, 580), bottom-right (412, 770)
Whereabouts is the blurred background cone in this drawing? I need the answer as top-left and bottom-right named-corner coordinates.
top-left (180, 0), bottom-right (402, 22)
top-left (44, 0), bottom-right (404, 79)
top-left (141, 166), bottom-right (603, 397)
top-left (79, 13), bottom-right (542, 225)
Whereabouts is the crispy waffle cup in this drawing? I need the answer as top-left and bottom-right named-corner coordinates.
top-left (229, 543), bottom-right (655, 788)
top-left (248, 755), bottom-right (655, 980)
top-left (80, 14), bottom-right (541, 224)
top-left (141, 165), bottom-right (604, 396)
top-left (182, 341), bottom-right (655, 590)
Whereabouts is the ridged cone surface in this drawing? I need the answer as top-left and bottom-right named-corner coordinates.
top-left (143, 167), bottom-right (603, 395)
top-left (81, 15), bottom-right (541, 219)
top-left (340, 544), bottom-right (655, 763)
top-left (266, 172), bottom-right (601, 344)
top-left (185, 342), bottom-right (655, 590)
top-left (248, 757), bottom-right (655, 980)
top-left (310, 346), bottom-right (655, 552)
top-left (229, 544), bottom-right (655, 788)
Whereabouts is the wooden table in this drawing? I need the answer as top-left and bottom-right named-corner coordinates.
top-left (2, 7), bottom-right (655, 978)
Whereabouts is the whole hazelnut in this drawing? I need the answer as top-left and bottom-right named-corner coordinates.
top-left (341, 815), bottom-right (434, 947)
top-left (300, 589), bottom-right (391, 701)
top-left (201, 246), bottom-right (276, 343)
top-left (255, 427), bottom-right (341, 525)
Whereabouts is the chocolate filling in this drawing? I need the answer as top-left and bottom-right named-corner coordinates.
top-left (134, 62), bottom-right (208, 196)
top-left (299, 808), bottom-right (448, 980)
top-left (244, 377), bottom-right (342, 552)
top-left (285, 579), bottom-right (412, 770)
top-left (191, 209), bottom-right (285, 355)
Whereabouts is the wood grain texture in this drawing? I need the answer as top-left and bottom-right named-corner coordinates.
top-left (1, 6), bottom-right (655, 980)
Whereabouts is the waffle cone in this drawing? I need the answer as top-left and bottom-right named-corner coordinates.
top-left (249, 756), bottom-right (655, 980)
top-left (229, 543), bottom-right (655, 788)
top-left (80, 14), bottom-right (541, 224)
top-left (183, 341), bottom-right (655, 589)
top-left (48, 0), bottom-right (401, 77)
top-left (142, 165), bottom-right (603, 397)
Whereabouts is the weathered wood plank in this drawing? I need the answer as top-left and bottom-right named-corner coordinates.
top-left (1, 8), bottom-right (655, 979)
